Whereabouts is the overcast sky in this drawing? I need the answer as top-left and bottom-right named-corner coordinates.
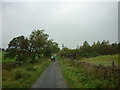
top-left (1, 2), bottom-right (118, 49)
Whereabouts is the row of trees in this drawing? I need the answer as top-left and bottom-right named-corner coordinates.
top-left (4, 29), bottom-right (60, 63)
top-left (4, 30), bottom-right (119, 62)
top-left (60, 40), bottom-right (119, 59)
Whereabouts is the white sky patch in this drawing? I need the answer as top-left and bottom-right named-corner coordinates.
top-left (1, 2), bottom-right (118, 49)
top-left (0, 2), bottom-right (2, 48)
top-left (1, 0), bottom-right (120, 2)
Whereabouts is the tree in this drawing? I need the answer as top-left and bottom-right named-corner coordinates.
top-left (5, 35), bottom-right (29, 62)
top-left (91, 41), bottom-right (101, 56)
top-left (29, 29), bottom-right (49, 63)
top-left (80, 41), bottom-right (91, 57)
top-left (5, 29), bottom-right (60, 63)
top-left (43, 39), bottom-right (60, 57)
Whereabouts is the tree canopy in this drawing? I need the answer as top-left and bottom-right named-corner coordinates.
top-left (5, 29), bottom-right (60, 63)
top-left (60, 40), bottom-right (119, 59)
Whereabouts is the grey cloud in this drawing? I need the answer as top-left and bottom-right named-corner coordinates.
top-left (2, 2), bottom-right (118, 49)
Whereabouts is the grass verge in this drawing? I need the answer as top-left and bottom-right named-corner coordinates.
top-left (58, 57), bottom-right (119, 88)
top-left (2, 58), bottom-right (51, 88)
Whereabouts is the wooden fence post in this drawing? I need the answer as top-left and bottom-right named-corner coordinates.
top-left (112, 61), bottom-right (114, 67)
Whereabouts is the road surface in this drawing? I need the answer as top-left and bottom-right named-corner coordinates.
top-left (32, 60), bottom-right (67, 88)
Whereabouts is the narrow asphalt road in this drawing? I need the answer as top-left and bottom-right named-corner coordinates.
top-left (32, 60), bottom-right (67, 88)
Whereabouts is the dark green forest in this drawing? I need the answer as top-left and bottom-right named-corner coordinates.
top-left (60, 40), bottom-right (119, 59)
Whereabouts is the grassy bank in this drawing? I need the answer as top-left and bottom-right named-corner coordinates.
top-left (58, 57), bottom-right (119, 88)
top-left (2, 58), bottom-right (51, 88)
top-left (79, 54), bottom-right (119, 66)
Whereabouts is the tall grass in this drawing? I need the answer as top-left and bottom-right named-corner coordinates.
top-left (58, 57), bottom-right (119, 88)
top-left (0, 51), bottom-right (2, 64)
top-left (2, 58), bottom-right (51, 88)
top-left (0, 51), bottom-right (2, 89)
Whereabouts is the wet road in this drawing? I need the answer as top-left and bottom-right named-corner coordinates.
top-left (32, 60), bottom-right (67, 88)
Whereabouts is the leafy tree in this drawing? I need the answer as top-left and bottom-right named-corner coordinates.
top-left (43, 39), bottom-right (60, 57)
top-left (80, 41), bottom-right (91, 57)
top-left (5, 35), bottom-right (29, 62)
top-left (4, 29), bottom-right (60, 63)
top-left (29, 29), bottom-right (49, 62)
top-left (91, 41), bottom-right (101, 56)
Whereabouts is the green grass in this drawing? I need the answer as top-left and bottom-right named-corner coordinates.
top-left (2, 58), bottom-right (16, 64)
top-left (58, 57), bottom-right (119, 88)
top-left (1, 51), bottom-right (16, 64)
top-left (0, 51), bottom-right (2, 64)
top-left (0, 51), bottom-right (1, 89)
top-left (0, 71), bottom-right (1, 89)
top-left (80, 54), bottom-right (119, 66)
top-left (2, 58), bottom-right (51, 88)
